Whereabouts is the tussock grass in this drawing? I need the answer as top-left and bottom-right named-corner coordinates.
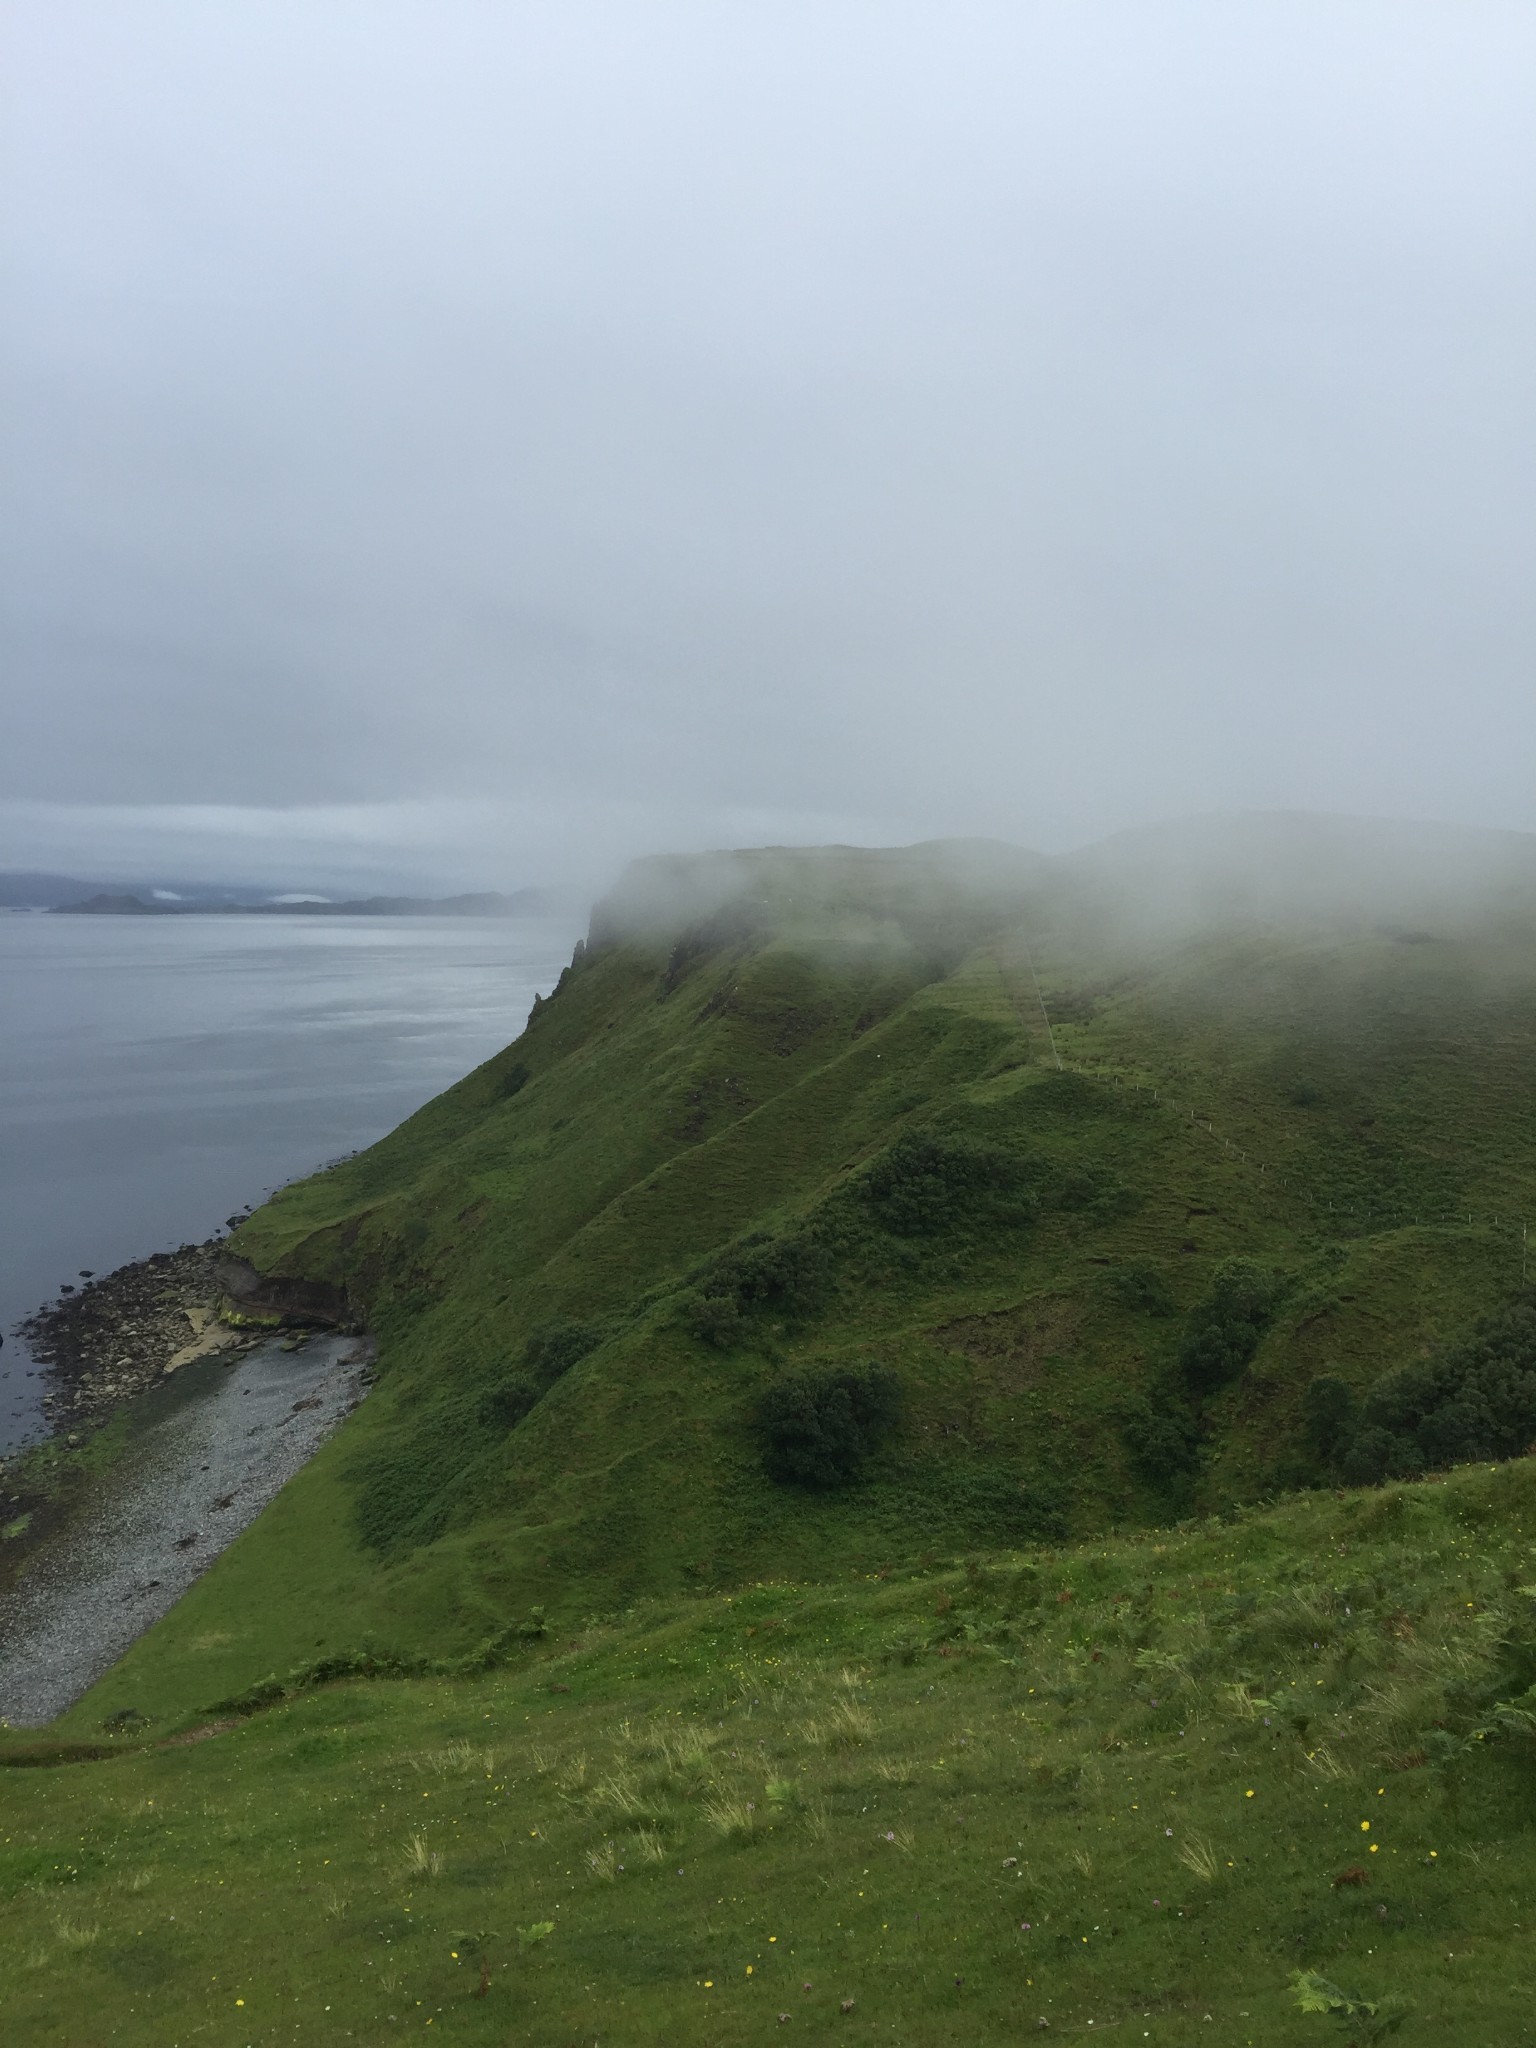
top-left (402, 1832), bottom-right (443, 1879)
top-left (701, 1794), bottom-right (759, 1841)
top-left (51, 1919), bottom-right (100, 1949)
top-left (414, 1739), bottom-right (494, 1776)
top-left (808, 1698), bottom-right (873, 1749)
top-left (1175, 1835), bottom-right (1221, 1883)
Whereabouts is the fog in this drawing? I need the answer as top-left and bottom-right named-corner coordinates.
top-left (4, 3), bottom-right (1535, 893)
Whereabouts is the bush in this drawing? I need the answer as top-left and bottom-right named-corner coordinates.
top-left (1301, 1373), bottom-right (1358, 1463)
top-left (478, 1377), bottom-right (539, 1431)
top-left (860, 1130), bottom-right (1037, 1237)
top-left (1125, 1388), bottom-right (1201, 1488)
top-left (1107, 1260), bottom-right (1177, 1317)
top-left (758, 1364), bottom-right (903, 1487)
top-left (523, 1319), bottom-right (605, 1387)
top-left (1178, 1258), bottom-right (1286, 1393)
top-left (479, 1320), bottom-right (607, 1434)
top-left (1338, 1424), bottom-right (1426, 1487)
top-left (687, 1228), bottom-right (832, 1347)
top-left (1339, 1301), bottom-right (1536, 1481)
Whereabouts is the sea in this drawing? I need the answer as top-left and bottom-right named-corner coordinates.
top-left (0, 910), bottom-right (582, 1451)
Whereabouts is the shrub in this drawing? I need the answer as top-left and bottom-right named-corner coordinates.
top-left (860, 1131), bottom-right (1036, 1237)
top-left (523, 1319), bottom-right (606, 1388)
top-left (1178, 1258), bottom-right (1286, 1393)
top-left (1125, 1387), bottom-right (1201, 1487)
top-left (1338, 1425), bottom-right (1425, 1487)
top-left (1107, 1260), bottom-right (1177, 1317)
top-left (758, 1364), bottom-right (903, 1487)
top-left (1050, 1162), bottom-right (1138, 1219)
top-left (478, 1377), bottom-right (539, 1431)
top-left (1340, 1301), bottom-right (1536, 1481)
top-left (479, 1321), bottom-right (607, 1434)
top-left (687, 1228), bottom-right (832, 1347)
top-left (1301, 1374), bottom-right (1358, 1463)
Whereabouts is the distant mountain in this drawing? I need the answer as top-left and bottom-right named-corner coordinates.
top-left (44, 886), bottom-right (565, 918)
top-left (50, 893), bottom-right (176, 915)
top-left (1, 873), bottom-right (287, 910)
top-left (0, 872), bottom-right (107, 909)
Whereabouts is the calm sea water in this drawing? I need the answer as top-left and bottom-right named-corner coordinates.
top-left (0, 912), bottom-right (581, 1450)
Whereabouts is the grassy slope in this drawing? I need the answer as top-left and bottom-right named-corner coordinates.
top-left (4, 1459), bottom-right (1536, 2045)
top-left (56, 842), bottom-right (1536, 1728)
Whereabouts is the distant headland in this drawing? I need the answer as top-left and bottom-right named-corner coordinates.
top-left (48, 888), bottom-right (560, 918)
top-left (0, 870), bottom-right (566, 916)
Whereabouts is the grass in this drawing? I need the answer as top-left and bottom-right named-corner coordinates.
top-left (4, 1455), bottom-right (1536, 2042)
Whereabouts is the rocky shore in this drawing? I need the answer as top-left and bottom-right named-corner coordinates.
top-left (15, 1239), bottom-right (262, 1435)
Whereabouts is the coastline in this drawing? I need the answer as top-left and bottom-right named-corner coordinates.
top-left (0, 1327), bottom-right (373, 1725)
top-left (15, 1236), bottom-right (258, 1436)
top-left (0, 1233), bottom-right (373, 1719)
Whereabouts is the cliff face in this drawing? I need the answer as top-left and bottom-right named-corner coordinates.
top-left (215, 1256), bottom-right (355, 1331)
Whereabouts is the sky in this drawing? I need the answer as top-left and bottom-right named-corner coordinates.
top-left (3, 2), bottom-right (1534, 894)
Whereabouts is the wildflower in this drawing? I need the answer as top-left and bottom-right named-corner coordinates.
top-left (1245, 1789), bottom-right (1254, 1799)
top-left (1360, 1821), bottom-right (1370, 1832)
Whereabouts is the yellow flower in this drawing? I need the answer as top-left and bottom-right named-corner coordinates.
top-left (1370, 1844), bottom-right (1379, 1854)
top-left (1245, 1789), bottom-right (1254, 1798)
top-left (1360, 1821), bottom-right (1370, 1832)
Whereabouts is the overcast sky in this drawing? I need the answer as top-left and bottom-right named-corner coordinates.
top-left (3, 2), bottom-right (1534, 891)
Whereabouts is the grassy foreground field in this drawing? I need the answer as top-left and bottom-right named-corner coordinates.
top-left (4, 1458), bottom-right (1536, 2044)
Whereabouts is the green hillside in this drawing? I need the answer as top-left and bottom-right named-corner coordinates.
top-left (63, 821), bottom-right (1536, 1726)
top-left (8, 818), bottom-right (1536, 2044)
